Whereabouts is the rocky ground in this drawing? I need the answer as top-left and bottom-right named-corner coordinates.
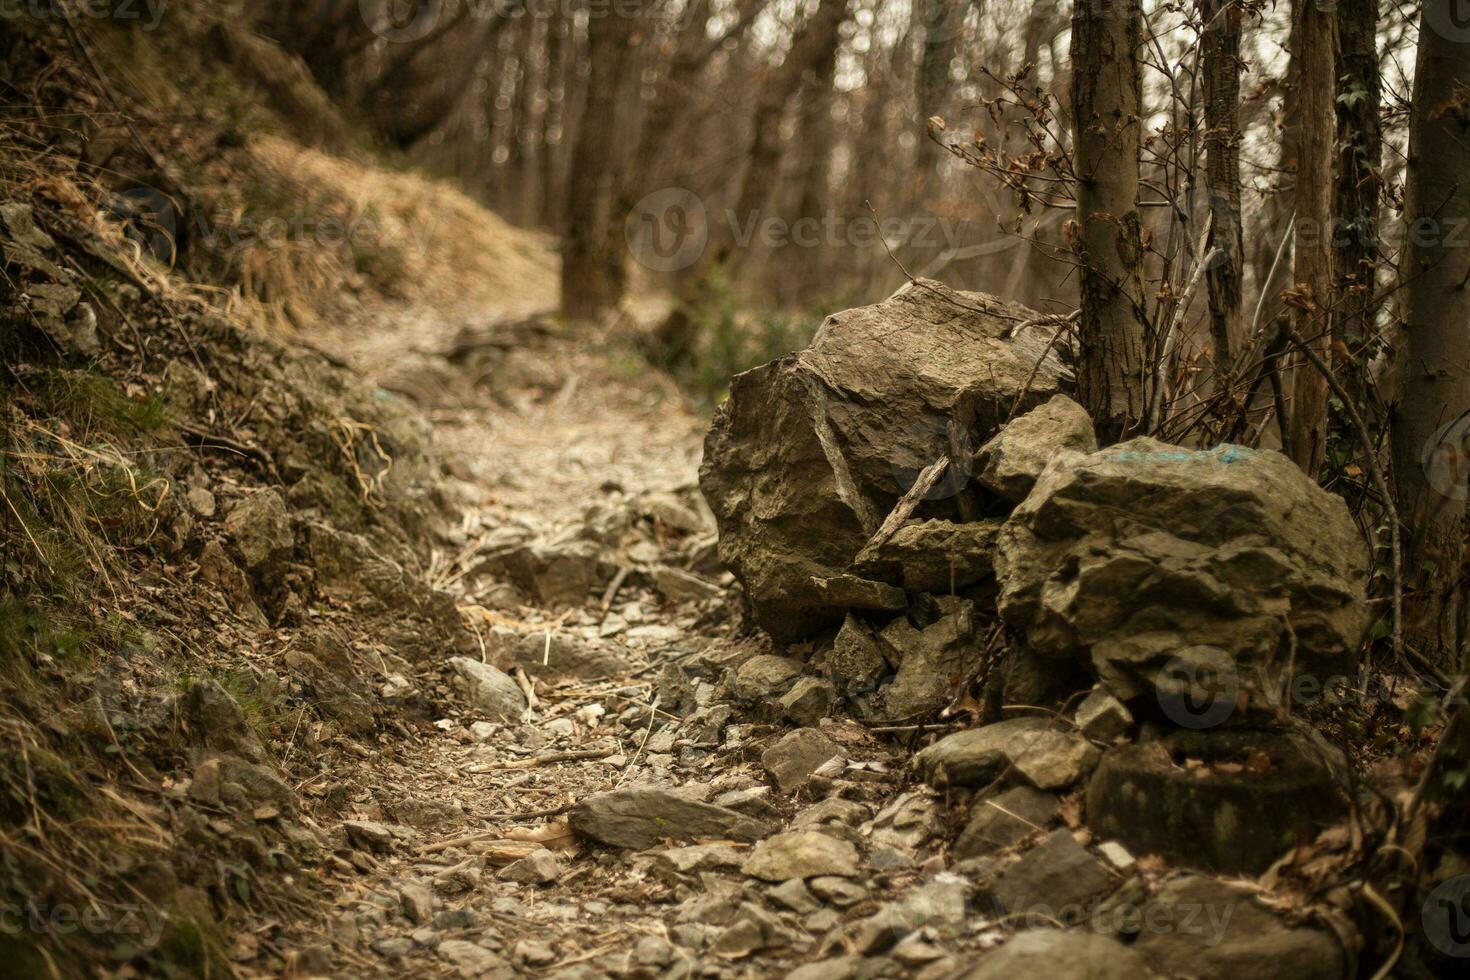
top-left (209, 286), bottom-right (1373, 980)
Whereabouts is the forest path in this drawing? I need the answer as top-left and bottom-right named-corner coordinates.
top-left (266, 296), bottom-right (926, 979)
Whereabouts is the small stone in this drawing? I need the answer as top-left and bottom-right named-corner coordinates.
top-left (712, 903), bottom-right (798, 957)
top-left (741, 831), bottom-right (860, 881)
top-left (975, 394), bottom-right (1098, 502)
top-left (438, 938), bottom-right (508, 977)
top-left (809, 574), bottom-right (907, 611)
top-left (1076, 688), bottom-right (1134, 743)
top-left (987, 829), bottom-right (1115, 923)
top-left (224, 488), bottom-right (293, 568)
top-left (344, 820), bottom-right (395, 853)
top-left (785, 956), bottom-right (863, 980)
top-left (956, 930), bottom-right (1153, 980)
top-left (914, 717), bottom-right (1098, 790)
top-left (411, 927), bottom-right (441, 947)
top-left (498, 848), bottom-right (561, 884)
top-left (827, 615), bottom-right (890, 694)
top-left (399, 882), bottom-right (434, 924)
top-left (809, 876), bottom-right (868, 908)
top-left (449, 657), bottom-right (528, 723)
top-left (768, 879), bottom-right (821, 914)
top-left (712, 785), bottom-right (782, 820)
top-left (513, 939), bottom-right (557, 967)
top-left (469, 721), bottom-right (497, 741)
top-left (790, 797), bottom-right (872, 839)
top-left (186, 485), bottom-right (216, 516)
top-left (730, 655), bottom-right (806, 703)
top-left (761, 728), bottom-right (845, 793)
top-left (633, 934), bottom-right (675, 967)
top-left (891, 934), bottom-right (946, 966)
top-left (1096, 841), bottom-right (1136, 871)
top-left (651, 566), bottom-right (722, 603)
top-left (869, 846), bottom-right (914, 871)
top-left (372, 937), bottom-right (414, 959)
top-left (570, 787), bottom-right (775, 849)
top-left (654, 844), bottom-right (743, 876)
top-left (953, 786), bottom-right (1060, 859)
top-left (777, 677), bottom-right (833, 727)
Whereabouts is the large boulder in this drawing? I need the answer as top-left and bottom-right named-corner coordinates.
top-left (700, 280), bottom-right (1070, 641)
top-left (995, 439), bottom-right (1368, 717)
top-left (1085, 728), bottom-right (1349, 874)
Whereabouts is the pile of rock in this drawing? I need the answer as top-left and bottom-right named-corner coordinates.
top-left (697, 279), bottom-right (1371, 879)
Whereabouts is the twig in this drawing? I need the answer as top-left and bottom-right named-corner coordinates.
top-left (854, 456), bottom-right (950, 563)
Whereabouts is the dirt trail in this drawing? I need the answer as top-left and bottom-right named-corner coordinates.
top-left (264, 296), bottom-right (936, 980)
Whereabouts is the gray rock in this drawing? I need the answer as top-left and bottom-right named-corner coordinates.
top-left (810, 574), bottom-right (907, 611)
top-left (996, 439), bottom-right (1369, 717)
top-left (224, 488), bottom-right (293, 569)
top-left (497, 848), bottom-right (561, 884)
top-left (827, 615), bottom-right (891, 695)
top-left (761, 728), bottom-right (846, 793)
top-left (769, 878), bottom-right (821, 913)
top-left (810, 876), bottom-right (868, 908)
top-left (783, 958), bottom-right (865, 980)
top-left (399, 882), bottom-right (434, 924)
top-left (954, 786), bottom-right (1060, 858)
top-left (344, 820), bottom-right (396, 853)
top-left (491, 539), bottom-right (613, 607)
top-left (712, 902), bottom-right (801, 957)
top-left (372, 936), bottom-right (414, 959)
top-left (914, 717), bottom-right (1098, 790)
top-left (778, 677), bottom-right (833, 727)
top-left (742, 831), bottom-right (860, 881)
top-left (955, 930), bottom-right (1155, 980)
top-left (986, 829), bottom-right (1115, 923)
top-left (791, 797), bottom-right (873, 831)
top-left (700, 279), bottom-right (1070, 641)
top-left (212, 754), bottom-right (297, 815)
top-left (1076, 688), bottom-right (1133, 742)
top-left (654, 844), bottom-right (743, 876)
top-left (853, 519), bottom-right (1004, 594)
top-left (878, 608), bottom-right (981, 721)
top-left (730, 655), bottom-right (806, 703)
top-left (448, 657), bottom-right (527, 722)
top-left (975, 394), bottom-right (1097, 503)
top-left (1129, 875), bottom-right (1345, 980)
top-left (438, 938), bottom-right (509, 977)
top-left (506, 633), bottom-right (627, 681)
top-left (569, 787), bottom-right (774, 849)
top-left (892, 874), bottom-right (969, 934)
top-left (182, 679), bottom-right (263, 761)
top-left (650, 566), bottom-right (722, 603)
top-left (1085, 728), bottom-right (1349, 875)
top-left (711, 785), bottom-right (782, 820)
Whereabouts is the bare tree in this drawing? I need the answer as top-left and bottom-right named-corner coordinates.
top-left (1331, 0), bottom-right (1382, 399)
top-left (1201, 0), bottom-right (1245, 378)
top-left (1284, 0), bottom-right (1337, 473)
top-left (1071, 0), bottom-right (1148, 436)
top-left (561, 5), bottom-right (640, 321)
top-left (1390, 0), bottom-right (1470, 667)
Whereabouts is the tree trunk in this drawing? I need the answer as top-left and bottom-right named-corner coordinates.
top-left (560, 6), bottom-right (639, 321)
top-left (1390, 0), bottom-right (1470, 667)
top-left (915, 0), bottom-right (962, 208)
top-left (1201, 0), bottom-right (1245, 379)
top-left (652, 0), bottom-right (849, 360)
top-left (1070, 0), bottom-right (1147, 437)
top-left (1285, 0), bottom-right (1337, 474)
top-left (1330, 0), bottom-right (1382, 397)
